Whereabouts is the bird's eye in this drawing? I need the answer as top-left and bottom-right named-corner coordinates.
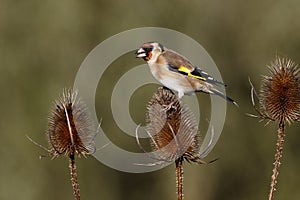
top-left (143, 47), bottom-right (153, 52)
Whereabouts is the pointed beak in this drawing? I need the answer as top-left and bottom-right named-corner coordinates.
top-left (135, 48), bottom-right (146, 58)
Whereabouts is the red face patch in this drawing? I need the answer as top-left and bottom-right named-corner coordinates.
top-left (145, 51), bottom-right (152, 61)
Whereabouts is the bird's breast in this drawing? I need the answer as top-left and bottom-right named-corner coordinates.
top-left (148, 63), bottom-right (196, 94)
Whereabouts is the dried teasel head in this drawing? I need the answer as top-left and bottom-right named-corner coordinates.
top-left (145, 87), bottom-right (205, 164)
top-left (47, 89), bottom-right (96, 158)
top-left (257, 57), bottom-right (300, 123)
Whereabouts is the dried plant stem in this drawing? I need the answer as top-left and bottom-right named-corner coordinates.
top-left (268, 119), bottom-right (285, 200)
top-left (176, 158), bottom-right (184, 200)
top-left (69, 154), bottom-right (80, 200)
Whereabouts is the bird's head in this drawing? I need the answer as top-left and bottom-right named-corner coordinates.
top-left (135, 42), bottom-right (164, 62)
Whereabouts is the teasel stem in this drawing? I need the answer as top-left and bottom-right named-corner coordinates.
top-left (268, 119), bottom-right (285, 200)
top-left (69, 153), bottom-right (80, 200)
top-left (175, 158), bottom-right (184, 200)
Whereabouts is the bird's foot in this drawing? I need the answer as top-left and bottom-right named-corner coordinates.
top-left (161, 101), bottom-right (176, 112)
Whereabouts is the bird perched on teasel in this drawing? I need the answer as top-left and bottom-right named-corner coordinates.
top-left (136, 42), bottom-right (237, 107)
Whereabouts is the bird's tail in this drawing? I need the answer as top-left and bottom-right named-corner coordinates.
top-left (211, 89), bottom-right (238, 107)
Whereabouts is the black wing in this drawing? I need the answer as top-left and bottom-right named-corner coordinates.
top-left (191, 67), bottom-right (226, 86)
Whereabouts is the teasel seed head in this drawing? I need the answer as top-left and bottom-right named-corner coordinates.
top-left (248, 56), bottom-right (300, 199)
top-left (47, 89), bottom-right (95, 158)
top-left (146, 87), bottom-right (204, 164)
top-left (259, 57), bottom-right (300, 123)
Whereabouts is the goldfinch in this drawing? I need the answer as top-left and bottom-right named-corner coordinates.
top-left (135, 42), bottom-right (237, 106)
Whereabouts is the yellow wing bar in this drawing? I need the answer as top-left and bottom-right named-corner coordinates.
top-left (178, 66), bottom-right (206, 81)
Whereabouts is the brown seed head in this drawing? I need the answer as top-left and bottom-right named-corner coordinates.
top-left (146, 87), bottom-right (203, 163)
top-left (47, 89), bottom-right (95, 157)
top-left (259, 57), bottom-right (300, 123)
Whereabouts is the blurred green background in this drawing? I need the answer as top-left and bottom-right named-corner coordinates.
top-left (1, 0), bottom-right (300, 199)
